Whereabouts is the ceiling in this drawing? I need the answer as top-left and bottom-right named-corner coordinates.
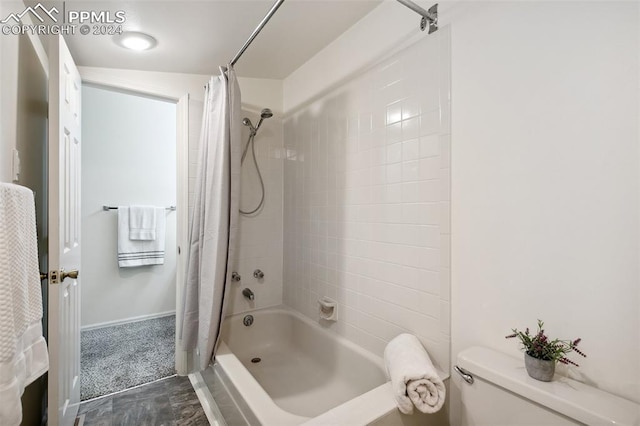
top-left (26, 0), bottom-right (382, 78)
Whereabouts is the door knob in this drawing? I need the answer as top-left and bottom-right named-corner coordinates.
top-left (61, 269), bottom-right (79, 281)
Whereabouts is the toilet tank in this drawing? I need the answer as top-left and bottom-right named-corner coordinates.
top-left (456, 347), bottom-right (640, 426)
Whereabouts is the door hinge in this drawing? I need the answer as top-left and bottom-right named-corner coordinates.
top-left (49, 269), bottom-right (60, 284)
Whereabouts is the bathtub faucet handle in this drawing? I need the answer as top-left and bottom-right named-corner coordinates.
top-left (242, 288), bottom-right (255, 301)
top-left (231, 272), bottom-right (241, 282)
top-left (253, 269), bottom-right (264, 279)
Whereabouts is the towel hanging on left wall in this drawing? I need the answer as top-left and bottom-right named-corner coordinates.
top-left (0, 183), bottom-right (50, 426)
top-left (117, 206), bottom-right (166, 267)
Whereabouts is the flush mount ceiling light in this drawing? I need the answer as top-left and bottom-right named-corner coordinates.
top-left (113, 31), bottom-right (157, 51)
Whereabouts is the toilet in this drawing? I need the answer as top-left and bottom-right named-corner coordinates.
top-left (456, 347), bottom-right (640, 425)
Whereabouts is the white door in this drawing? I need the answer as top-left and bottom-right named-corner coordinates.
top-left (47, 34), bottom-right (82, 426)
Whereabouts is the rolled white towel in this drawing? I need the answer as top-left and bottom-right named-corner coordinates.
top-left (384, 333), bottom-right (445, 415)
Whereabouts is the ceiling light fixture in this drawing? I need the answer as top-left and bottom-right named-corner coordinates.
top-left (113, 31), bottom-right (157, 51)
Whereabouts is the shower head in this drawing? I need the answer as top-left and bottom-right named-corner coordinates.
top-left (255, 107), bottom-right (273, 131)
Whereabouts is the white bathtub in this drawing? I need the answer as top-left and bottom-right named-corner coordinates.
top-left (197, 306), bottom-right (448, 426)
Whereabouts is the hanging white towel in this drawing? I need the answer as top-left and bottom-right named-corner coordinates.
top-left (118, 207), bottom-right (166, 267)
top-left (129, 205), bottom-right (157, 240)
top-left (0, 183), bottom-right (49, 426)
top-left (384, 333), bottom-right (445, 415)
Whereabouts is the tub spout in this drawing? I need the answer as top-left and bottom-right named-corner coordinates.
top-left (242, 288), bottom-right (255, 301)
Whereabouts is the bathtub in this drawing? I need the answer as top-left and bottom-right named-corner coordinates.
top-left (194, 306), bottom-right (448, 426)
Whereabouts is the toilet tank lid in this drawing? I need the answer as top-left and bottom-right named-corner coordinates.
top-left (457, 347), bottom-right (640, 426)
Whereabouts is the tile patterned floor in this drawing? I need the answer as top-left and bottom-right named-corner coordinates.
top-left (78, 375), bottom-right (209, 426)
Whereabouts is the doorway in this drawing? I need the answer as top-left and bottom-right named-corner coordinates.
top-left (79, 85), bottom-right (178, 401)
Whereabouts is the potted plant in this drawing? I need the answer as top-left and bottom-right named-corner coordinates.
top-left (506, 320), bottom-right (586, 382)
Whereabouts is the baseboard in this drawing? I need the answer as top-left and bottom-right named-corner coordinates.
top-left (81, 311), bottom-right (176, 331)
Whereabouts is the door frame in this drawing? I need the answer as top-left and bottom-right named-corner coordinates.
top-left (78, 69), bottom-right (192, 375)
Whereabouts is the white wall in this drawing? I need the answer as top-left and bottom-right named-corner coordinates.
top-left (449, 0), bottom-right (640, 408)
top-left (78, 67), bottom-right (286, 316)
top-left (79, 67), bottom-right (283, 112)
top-left (0, 1), bottom-right (48, 184)
top-left (283, 0), bottom-right (640, 418)
top-left (0, 7), bottom-right (19, 183)
top-left (81, 85), bottom-right (177, 327)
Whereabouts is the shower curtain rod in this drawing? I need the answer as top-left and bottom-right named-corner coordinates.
top-left (228, 0), bottom-right (438, 67)
top-left (229, 0), bottom-right (285, 66)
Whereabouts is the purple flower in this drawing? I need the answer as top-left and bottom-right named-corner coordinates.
top-left (506, 320), bottom-right (586, 367)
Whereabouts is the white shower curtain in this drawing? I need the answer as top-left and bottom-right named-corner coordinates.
top-left (180, 66), bottom-right (241, 371)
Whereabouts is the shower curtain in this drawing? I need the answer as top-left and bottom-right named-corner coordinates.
top-left (180, 66), bottom-right (241, 371)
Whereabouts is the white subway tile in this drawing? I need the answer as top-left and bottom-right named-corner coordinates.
top-left (386, 101), bottom-right (402, 125)
top-left (419, 157), bottom-right (440, 181)
top-left (357, 331), bottom-right (387, 357)
top-left (382, 81), bottom-right (404, 106)
top-left (282, 30), bottom-right (450, 371)
top-left (371, 166), bottom-right (386, 185)
top-left (419, 135), bottom-right (439, 158)
top-left (402, 97), bottom-right (421, 121)
top-left (420, 110), bottom-right (440, 136)
top-left (402, 139), bottom-right (419, 161)
top-left (371, 185), bottom-right (386, 204)
top-left (371, 146), bottom-right (386, 165)
top-left (418, 180), bottom-right (440, 202)
top-left (401, 114), bottom-right (419, 140)
top-left (440, 168), bottom-right (450, 201)
top-left (359, 311), bottom-right (405, 342)
top-left (439, 301), bottom-right (450, 336)
top-left (386, 122), bottom-right (403, 145)
top-left (440, 202), bottom-right (450, 234)
top-left (385, 183), bottom-right (403, 203)
top-left (439, 134), bottom-right (451, 169)
top-left (402, 160), bottom-right (420, 182)
top-left (386, 163), bottom-right (402, 184)
top-left (440, 267), bottom-right (450, 302)
top-left (440, 235), bottom-right (450, 268)
top-left (386, 143), bottom-right (402, 164)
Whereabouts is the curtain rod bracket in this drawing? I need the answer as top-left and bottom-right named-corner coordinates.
top-left (425, 4), bottom-right (438, 33)
top-left (397, 1), bottom-right (438, 33)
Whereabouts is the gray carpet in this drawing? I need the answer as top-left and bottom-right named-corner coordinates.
top-left (81, 315), bottom-right (176, 401)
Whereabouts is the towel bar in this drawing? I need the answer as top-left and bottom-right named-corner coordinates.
top-left (102, 205), bottom-right (176, 211)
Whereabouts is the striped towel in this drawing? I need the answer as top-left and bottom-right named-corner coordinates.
top-left (117, 207), bottom-right (165, 267)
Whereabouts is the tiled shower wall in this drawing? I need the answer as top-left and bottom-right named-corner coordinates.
top-left (188, 100), bottom-right (284, 315)
top-left (231, 115), bottom-right (284, 313)
top-left (283, 29), bottom-right (451, 370)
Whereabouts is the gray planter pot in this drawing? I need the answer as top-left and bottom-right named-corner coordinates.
top-left (524, 352), bottom-right (555, 382)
